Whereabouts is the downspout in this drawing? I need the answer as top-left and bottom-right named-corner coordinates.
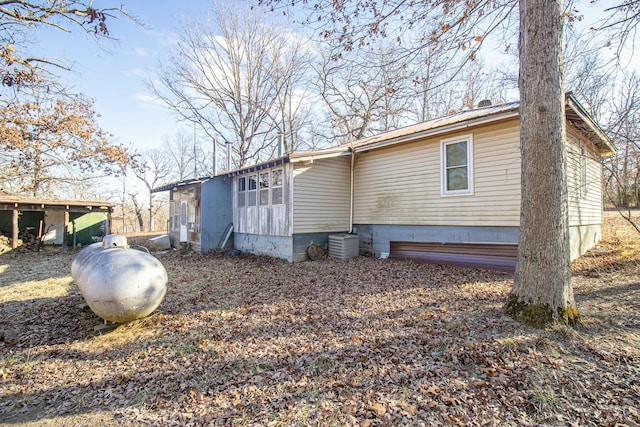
top-left (349, 146), bottom-right (355, 234)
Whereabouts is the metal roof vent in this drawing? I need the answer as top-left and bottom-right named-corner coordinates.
top-left (478, 99), bottom-right (492, 107)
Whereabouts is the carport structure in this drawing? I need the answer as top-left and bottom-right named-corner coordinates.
top-left (0, 195), bottom-right (113, 250)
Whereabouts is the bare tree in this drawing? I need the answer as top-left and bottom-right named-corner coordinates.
top-left (563, 27), bottom-right (613, 119)
top-left (268, 33), bottom-right (316, 154)
top-left (592, 0), bottom-right (640, 61)
top-left (315, 43), bottom-right (413, 144)
top-left (0, 1), bottom-right (125, 97)
top-left (563, 29), bottom-right (640, 231)
top-left (459, 58), bottom-right (506, 109)
top-left (163, 131), bottom-right (195, 182)
top-left (161, 128), bottom-right (219, 181)
top-left (603, 73), bottom-right (640, 214)
top-left (133, 149), bottom-right (172, 232)
top-left (409, 44), bottom-right (463, 122)
top-left (150, 5), bottom-right (312, 168)
top-left (128, 192), bottom-right (145, 232)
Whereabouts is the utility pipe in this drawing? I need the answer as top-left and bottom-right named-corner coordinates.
top-left (349, 147), bottom-right (355, 234)
top-left (226, 140), bottom-right (232, 171)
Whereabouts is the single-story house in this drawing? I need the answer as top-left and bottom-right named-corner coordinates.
top-left (154, 93), bottom-right (614, 271)
top-left (0, 196), bottom-right (113, 249)
top-left (349, 93), bottom-right (614, 270)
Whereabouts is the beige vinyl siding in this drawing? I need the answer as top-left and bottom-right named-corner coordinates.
top-left (566, 127), bottom-right (603, 226)
top-left (354, 121), bottom-right (522, 226)
top-left (292, 156), bottom-right (351, 233)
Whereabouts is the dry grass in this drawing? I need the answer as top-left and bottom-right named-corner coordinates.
top-left (0, 214), bottom-right (638, 426)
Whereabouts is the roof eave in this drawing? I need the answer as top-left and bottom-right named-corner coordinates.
top-left (353, 110), bottom-right (520, 153)
top-left (223, 147), bottom-right (351, 177)
top-left (565, 93), bottom-right (616, 156)
top-left (151, 177), bottom-right (211, 193)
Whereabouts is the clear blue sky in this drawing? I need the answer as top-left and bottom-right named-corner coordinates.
top-left (33, 0), bottom-right (234, 153)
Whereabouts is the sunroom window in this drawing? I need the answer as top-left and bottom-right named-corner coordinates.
top-left (441, 135), bottom-right (474, 196)
top-left (238, 176), bottom-right (246, 207)
top-left (259, 172), bottom-right (270, 205)
top-left (271, 168), bottom-right (283, 205)
top-left (248, 174), bottom-right (257, 206)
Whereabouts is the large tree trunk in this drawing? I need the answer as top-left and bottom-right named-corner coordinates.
top-left (504, 0), bottom-right (579, 327)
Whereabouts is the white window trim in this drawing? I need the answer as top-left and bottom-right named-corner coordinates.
top-left (237, 176), bottom-right (246, 208)
top-left (259, 171), bottom-right (270, 206)
top-left (440, 134), bottom-right (474, 196)
top-left (237, 169), bottom-right (286, 208)
top-left (271, 168), bottom-right (284, 205)
top-left (248, 174), bottom-right (258, 207)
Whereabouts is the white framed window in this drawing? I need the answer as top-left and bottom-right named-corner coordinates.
top-left (237, 177), bottom-right (246, 207)
top-left (259, 171), bottom-right (270, 205)
top-left (441, 134), bottom-right (474, 196)
top-left (248, 174), bottom-right (257, 206)
top-left (238, 168), bottom-right (284, 208)
top-left (271, 168), bottom-right (283, 205)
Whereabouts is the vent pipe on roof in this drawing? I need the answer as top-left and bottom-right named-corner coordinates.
top-left (278, 133), bottom-right (285, 157)
top-left (212, 138), bottom-right (217, 176)
top-left (478, 99), bottom-right (492, 107)
top-left (226, 140), bottom-right (232, 171)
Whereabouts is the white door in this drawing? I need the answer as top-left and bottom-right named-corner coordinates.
top-left (179, 201), bottom-right (188, 242)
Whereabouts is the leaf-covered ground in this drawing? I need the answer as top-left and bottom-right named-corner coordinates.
top-left (0, 214), bottom-right (638, 426)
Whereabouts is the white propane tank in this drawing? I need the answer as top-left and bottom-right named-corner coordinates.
top-left (71, 235), bottom-right (168, 323)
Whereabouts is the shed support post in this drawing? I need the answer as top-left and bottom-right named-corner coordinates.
top-left (62, 211), bottom-right (69, 252)
top-left (11, 206), bottom-right (18, 249)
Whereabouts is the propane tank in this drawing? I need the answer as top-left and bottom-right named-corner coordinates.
top-left (71, 235), bottom-right (168, 323)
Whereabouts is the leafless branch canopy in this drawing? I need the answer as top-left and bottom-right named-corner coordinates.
top-left (0, 1), bottom-right (127, 92)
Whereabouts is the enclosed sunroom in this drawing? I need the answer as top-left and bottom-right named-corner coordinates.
top-left (228, 148), bottom-right (351, 262)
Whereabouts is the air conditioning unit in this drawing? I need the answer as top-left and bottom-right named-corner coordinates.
top-left (328, 234), bottom-right (359, 260)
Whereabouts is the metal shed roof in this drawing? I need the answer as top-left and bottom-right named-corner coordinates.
top-left (0, 195), bottom-right (113, 213)
top-left (151, 177), bottom-right (212, 193)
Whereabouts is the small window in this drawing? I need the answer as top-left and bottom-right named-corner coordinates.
top-left (238, 177), bottom-right (246, 207)
top-left (441, 135), bottom-right (474, 196)
top-left (188, 203), bottom-right (196, 231)
top-left (248, 174), bottom-right (257, 206)
top-left (272, 168), bottom-right (283, 205)
top-left (259, 172), bottom-right (270, 205)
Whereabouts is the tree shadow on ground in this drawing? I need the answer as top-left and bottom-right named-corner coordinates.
top-left (1, 251), bottom-right (638, 425)
top-left (575, 281), bottom-right (640, 301)
top-left (0, 250), bottom-right (76, 289)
